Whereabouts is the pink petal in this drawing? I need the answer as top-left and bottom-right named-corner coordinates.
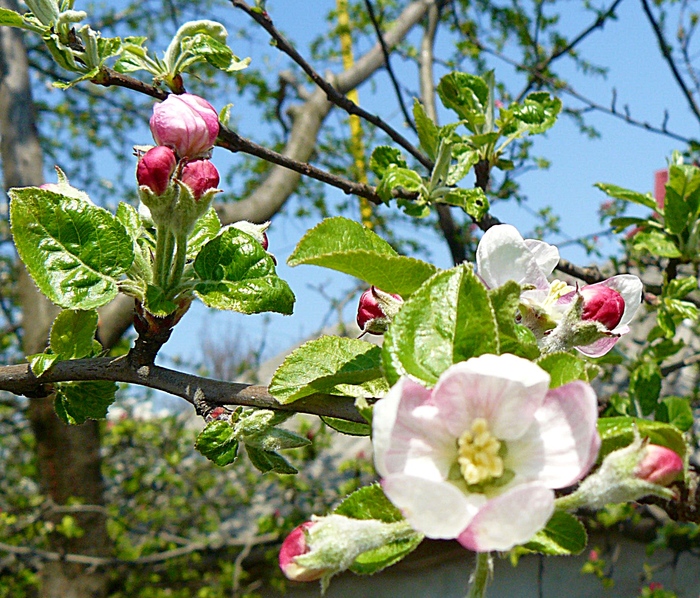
top-left (432, 354), bottom-right (550, 441)
top-left (372, 378), bottom-right (453, 480)
top-left (457, 483), bottom-right (554, 552)
top-left (507, 381), bottom-right (600, 488)
top-left (477, 225), bottom-right (553, 290)
top-left (382, 475), bottom-right (484, 539)
top-left (576, 334), bottom-right (621, 358)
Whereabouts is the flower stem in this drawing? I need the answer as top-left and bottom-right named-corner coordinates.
top-left (467, 552), bottom-right (492, 598)
top-left (155, 228), bottom-right (176, 289)
top-left (167, 233), bottom-right (189, 291)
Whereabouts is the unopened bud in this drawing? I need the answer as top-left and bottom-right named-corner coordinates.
top-left (279, 522), bottom-right (327, 583)
top-left (136, 146), bottom-right (177, 196)
top-left (357, 287), bottom-right (403, 335)
top-left (635, 444), bottom-right (683, 486)
top-left (180, 160), bottom-right (220, 200)
top-left (580, 285), bottom-right (625, 330)
top-left (150, 93), bottom-right (219, 158)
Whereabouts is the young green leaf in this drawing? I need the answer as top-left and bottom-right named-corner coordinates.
top-left (54, 380), bottom-right (117, 424)
top-left (656, 396), bottom-right (694, 432)
top-left (270, 336), bottom-right (387, 404)
top-left (187, 207), bottom-right (221, 259)
top-left (49, 309), bottom-right (99, 359)
top-left (194, 227), bottom-right (294, 314)
top-left (0, 7), bottom-right (27, 27)
top-left (320, 416), bottom-right (371, 437)
top-left (412, 100), bottom-right (439, 160)
top-left (436, 72), bottom-right (488, 132)
top-left (376, 165), bottom-right (424, 202)
top-left (195, 420), bottom-right (240, 466)
top-left (288, 217), bottom-right (437, 296)
top-left (522, 511), bottom-right (587, 556)
top-left (9, 188), bottom-right (134, 310)
top-left (597, 417), bottom-right (686, 462)
top-left (488, 282), bottom-right (539, 359)
top-left (245, 445), bottom-right (297, 474)
top-left (536, 352), bottom-right (599, 388)
top-left (632, 230), bottom-right (681, 258)
top-left (629, 361), bottom-right (662, 415)
top-left (440, 188), bottom-right (489, 221)
top-left (383, 265), bottom-right (498, 386)
top-left (595, 183), bottom-right (658, 210)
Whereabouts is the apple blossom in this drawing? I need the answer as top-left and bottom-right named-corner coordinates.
top-left (180, 159), bottom-right (220, 200)
top-left (136, 146), bottom-right (177, 196)
top-left (476, 224), bottom-right (642, 356)
top-left (356, 287), bottom-right (403, 335)
top-left (150, 93), bottom-right (219, 159)
top-left (373, 353), bottom-right (600, 552)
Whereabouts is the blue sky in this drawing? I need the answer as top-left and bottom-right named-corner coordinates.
top-left (117, 0), bottom-right (698, 373)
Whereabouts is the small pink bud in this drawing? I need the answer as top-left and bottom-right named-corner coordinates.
top-left (150, 93), bottom-right (219, 158)
top-left (136, 146), bottom-right (177, 195)
top-left (261, 231), bottom-right (269, 252)
top-left (580, 285), bottom-right (625, 330)
top-left (180, 159), bottom-right (220, 200)
top-left (635, 444), bottom-right (683, 486)
top-left (279, 522), bottom-right (326, 582)
top-left (356, 286), bottom-right (403, 335)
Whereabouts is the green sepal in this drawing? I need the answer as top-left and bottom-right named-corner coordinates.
top-left (269, 336), bottom-right (387, 404)
top-left (383, 264), bottom-right (498, 386)
top-left (193, 227), bottom-right (294, 315)
top-left (9, 187), bottom-right (134, 310)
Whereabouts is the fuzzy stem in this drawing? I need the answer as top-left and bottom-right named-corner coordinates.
top-left (467, 552), bottom-right (492, 598)
top-left (156, 229), bottom-right (176, 289)
top-left (167, 233), bottom-right (189, 291)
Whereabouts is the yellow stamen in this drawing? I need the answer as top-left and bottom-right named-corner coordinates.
top-left (457, 418), bottom-right (504, 486)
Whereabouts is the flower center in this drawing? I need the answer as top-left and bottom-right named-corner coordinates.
top-left (457, 418), bottom-right (504, 485)
top-left (545, 279), bottom-right (574, 309)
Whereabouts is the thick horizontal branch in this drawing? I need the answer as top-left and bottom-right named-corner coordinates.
top-left (0, 356), bottom-right (368, 423)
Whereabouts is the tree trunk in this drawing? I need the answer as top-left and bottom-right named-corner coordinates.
top-left (0, 2), bottom-right (111, 595)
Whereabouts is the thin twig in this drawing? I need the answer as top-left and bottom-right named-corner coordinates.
top-left (660, 352), bottom-right (700, 376)
top-left (363, 0), bottom-right (417, 133)
top-left (228, 0), bottom-right (432, 170)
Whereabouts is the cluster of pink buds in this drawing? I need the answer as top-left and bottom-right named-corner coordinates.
top-left (136, 93), bottom-right (221, 203)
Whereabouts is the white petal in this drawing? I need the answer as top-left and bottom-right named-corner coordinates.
top-left (373, 377), bottom-right (454, 480)
top-left (476, 225), bottom-right (552, 290)
top-left (432, 355), bottom-right (550, 440)
top-left (598, 275), bottom-right (643, 330)
top-left (524, 239), bottom-right (560, 276)
top-left (508, 381), bottom-right (600, 488)
top-left (457, 483), bottom-right (554, 552)
top-left (382, 475), bottom-right (484, 539)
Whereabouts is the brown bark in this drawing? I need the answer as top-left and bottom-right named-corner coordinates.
top-left (0, 2), bottom-right (111, 595)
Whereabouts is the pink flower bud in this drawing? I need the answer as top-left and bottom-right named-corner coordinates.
top-left (279, 522), bottom-right (326, 582)
top-left (635, 444), bottom-right (683, 486)
top-left (180, 159), bottom-right (220, 200)
top-left (356, 287), bottom-right (403, 335)
top-left (149, 93), bottom-right (219, 159)
top-left (261, 231), bottom-right (269, 252)
top-left (136, 146), bottom-right (177, 195)
top-left (579, 285), bottom-right (625, 330)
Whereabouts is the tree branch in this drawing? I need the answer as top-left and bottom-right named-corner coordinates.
top-left (0, 357), bottom-right (368, 423)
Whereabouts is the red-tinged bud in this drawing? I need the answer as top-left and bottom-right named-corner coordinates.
top-left (150, 93), bottom-right (219, 159)
top-left (579, 285), bottom-right (625, 330)
top-left (356, 287), bottom-right (403, 335)
top-left (136, 146), bottom-right (177, 195)
top-left (279, 522), bottom-right (326, 582)
top-left (635, 444), bottom-right (683, 486)
top-left (261, 231), bottom-right (269, 251)
top-left (180, 159), bottom-right (220, 200)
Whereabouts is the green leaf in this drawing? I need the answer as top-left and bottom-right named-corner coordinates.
top-left (334, 484), bottom-right (423, 575)
top-left (320, 416), bottom-right (371, 436)
top-left (288, 218), bottom-right (437, 296)
top-left (413, 100), bottom-right (439, 160)
top-left (595, 183), bottom-right (658, 210)
top-left (632, 230), bottom-right (682, 258)
top-left (28, 353), bottom-right (60, 377)
top-left (245, 445), bottom-right (297, 474)
top-left (609, 216), bottom-right (661, 232)
top-left (269, 336), bottom-right (387, 404)
top-left (0, 7), bottom-right (27, 27)
top-left (54, 380), bottom-right (117, 424)
top-left (194, 227), bottom-right (294, 315)
top-left (242, 428), bottom-right (310, 451)
top-left (185, 34), bottom-right (251, 72)
top-left (440, 188), bottom-right (489, 221)
top-left (376, 165), bottom-right (424, 202)
top-left (488, 282), bottom-right (539, 359)
top-left (597, 417), bottom-right (686, 461)
top-left (536, 352), bottom-right (598, 388)
top-left (195, 420), bottom-right (240, 466)
top-left (9, 188), bottom-right (134, 310)
top-left (383, 265), bottom-right (498, 386)
top-left (437, 71), bottom-right (488, 132)
top-left (664, 163), bottom-right (700, 234)
top-left (50, 309), bottom-right (99, 359)
top-left (446, 145), bottom-right (479, 185)
top-left (522, 511), bottom-right (587, 556)
top-left (629, 361), bottom-right (662, 415)
top-left (143, 284), bottom-right (177, 317)
top-left (656, 397), bottom-right (694, 432)
top-left (507, 91), bottom-right (562, 135)
top-left (187, 207), bottom-right (221, 259)
top-left (665, 276), bottom-right (697, 300)
top-left (369, 146), bottom-right (407, 178)
top-left (115, 202), bottom-right (141, 240)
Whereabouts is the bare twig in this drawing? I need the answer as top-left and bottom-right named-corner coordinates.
top-left (363, 0), bottom-right (417, 133)
top-left (660, 352), bottom-right (700, 376)
top-left (229, 0), bottom-right (432, 170)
